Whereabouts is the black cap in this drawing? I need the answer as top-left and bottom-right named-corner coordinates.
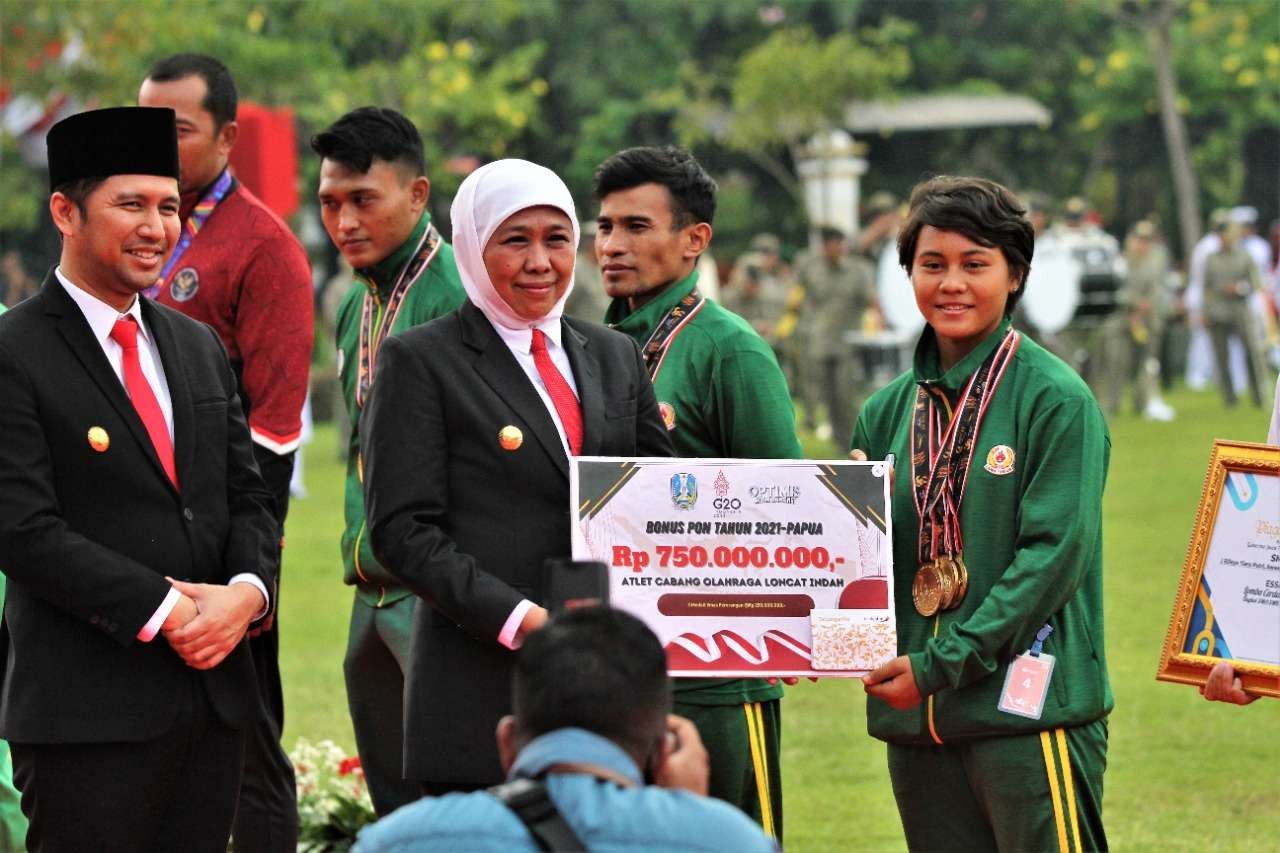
top-left (47, 107), bottom-right (180, 192)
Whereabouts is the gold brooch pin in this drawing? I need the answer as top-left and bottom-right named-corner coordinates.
top-left (87, 426), bottom-right (110, 452)
top-left (498, 425), bottom-right (523, 451)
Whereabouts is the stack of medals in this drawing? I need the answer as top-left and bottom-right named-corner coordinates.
top-left (910, 328), bottom-right (1020, 617)
top-left (912, 551), bottom-right (970, 618)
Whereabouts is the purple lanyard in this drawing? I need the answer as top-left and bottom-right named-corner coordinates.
top-left (145, 169), bottom-right (234, 299)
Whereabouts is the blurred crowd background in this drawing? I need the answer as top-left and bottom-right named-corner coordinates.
top-left (3, 0), bottom-right (1278, 437)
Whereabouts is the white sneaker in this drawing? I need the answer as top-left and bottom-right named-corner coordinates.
top-left (1144, 397), bottom-right (1176, 422)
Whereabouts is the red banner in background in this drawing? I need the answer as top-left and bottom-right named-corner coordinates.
top-left (229, 102), bottom-right (298, 221)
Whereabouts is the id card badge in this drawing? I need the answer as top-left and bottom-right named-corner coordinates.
top-left (998, 652), bottom-right (1055, 719)
top-left (998, 623), bottom-right (1055, 720)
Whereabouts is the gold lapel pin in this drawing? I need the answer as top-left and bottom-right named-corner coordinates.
top-left (498, 425), bottom-right (523, 451)
top-left (87, 426), bottom-right (110, 452)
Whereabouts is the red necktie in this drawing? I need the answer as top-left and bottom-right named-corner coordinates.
top-left (530, 328), bottom-right (583, 456)
top-left (109, 316), bottom-right (179, 488)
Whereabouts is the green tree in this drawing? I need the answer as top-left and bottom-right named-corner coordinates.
top-left (856, 0), bottom-right (1278, 256)
top-left (0, 0), bottom-right (547, 229)
top-left (1077, 0), bottom-right (1280, 261)
top-left (675, 23), bottom-right (912, 207)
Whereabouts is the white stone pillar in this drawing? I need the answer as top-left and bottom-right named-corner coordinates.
top-left (794, 129), bottom-right (868, 249)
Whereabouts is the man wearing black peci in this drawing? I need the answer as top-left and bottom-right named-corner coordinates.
top-left (0, 107), bottom-right (278, 852)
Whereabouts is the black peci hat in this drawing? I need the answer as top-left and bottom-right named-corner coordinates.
top-left (47, 107), bottom-right (180, 192)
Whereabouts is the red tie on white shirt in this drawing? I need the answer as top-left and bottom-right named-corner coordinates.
top-left (530, 328), bottom-right (582, 456)
top-left (109, 316), bottom-right (179, 488)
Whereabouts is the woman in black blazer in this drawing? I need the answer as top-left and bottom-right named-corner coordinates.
top-left (361, 159), bottom-right (673, 792)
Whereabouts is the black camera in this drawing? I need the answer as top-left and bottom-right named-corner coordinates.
top-left (543, 558), bottom-right (610, 615)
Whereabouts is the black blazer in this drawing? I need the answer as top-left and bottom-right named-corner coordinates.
top-left (362, 300), bottom-right (674, 784)
top-left (0, 273), bottom-right (278, 743)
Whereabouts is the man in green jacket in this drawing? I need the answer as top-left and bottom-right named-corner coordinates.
top-left (594, 146), bottom-right (803, 842)
top-left (313, 108), bottom-right (465, 815)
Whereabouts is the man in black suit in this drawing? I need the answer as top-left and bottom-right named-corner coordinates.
top-left (0, 107), bottom-right (278, 851)
top-left (361, 159), bottom-right (674, 793)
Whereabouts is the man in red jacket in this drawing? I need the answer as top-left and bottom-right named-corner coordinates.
top-left (140, 53), bottom-right (313, 853)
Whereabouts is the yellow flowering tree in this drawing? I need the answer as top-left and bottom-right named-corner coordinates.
top-left (1073, 0), bottom-right (1279, 261)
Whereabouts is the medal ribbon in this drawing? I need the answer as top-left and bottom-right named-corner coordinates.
top-left (639, 289), bottom-right (705, 382)
top-left (910, 328), bottom-right (1021, 564)
top-left (145, 169), bottom-right (235, 299)
top-left (354, 223), bottom-right (443, 408)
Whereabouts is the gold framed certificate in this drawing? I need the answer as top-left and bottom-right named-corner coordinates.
top-left (1157, 441), bottom-right (1280, 698)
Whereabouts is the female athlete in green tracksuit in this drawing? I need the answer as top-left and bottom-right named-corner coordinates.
top-left (854, 176), bottom-right (1113, 853)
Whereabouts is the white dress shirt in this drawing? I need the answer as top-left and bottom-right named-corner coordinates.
top-left (490, 316), bottom-right (580, 649)
top-left (56, 269), bottom-right (269, 640)
top-left (492, 319), bottom-right (580, 457)
top-left (57, 267), bottom-right (175, 438)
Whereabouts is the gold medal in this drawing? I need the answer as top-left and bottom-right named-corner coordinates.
top-left (87, 426), bottom-right (110, 453)
top-left (935, 555), bottom-right (955, 610)
top-left (953, 552), bottom-right (969, 605)
top-left (935, 555), bottom-right (957, 611)
top-left (498, 425), bottom-right (523, 451)
top-left (912, 562), bottom-right (943, 617)
top-left (931, 555), bottom-right (962, 607)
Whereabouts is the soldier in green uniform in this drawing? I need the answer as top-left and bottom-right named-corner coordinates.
top-left (1099, 220), bottom-right (1173, 418)
top-left (1204, 222), bottom-right (1267, 408)
top-left (795, 226), bottom-right (880, 446)
top-left (312, 108), bottom-right (466, 815)
top-left (853, 177), bottom-right (1112, 853)
top-left (593, 146), bottom-right (803, 842)
top-left (722, 234), bottom-right (790, 351)
top-left (726, 235), bottom-right (805, 426)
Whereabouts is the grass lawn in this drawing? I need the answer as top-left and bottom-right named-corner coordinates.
top-left (279, 385), bottom-right (1278, 851)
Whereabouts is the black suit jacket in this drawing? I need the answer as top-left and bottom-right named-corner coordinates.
top-left (0, 273), bottom-right (278, 744)
top-left (362, 300), bottom-right (674, 784)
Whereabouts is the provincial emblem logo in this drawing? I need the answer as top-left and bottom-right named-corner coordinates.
top-left (670, 472), bottom-right (698, 510)
top-left (170, 268), bottom-right (199, 302)
top-left (87, 426), bottom-right (110, 452)
top-left (658, 401), bottom-right (676, 431)
top-left (498, 425), bottom-right (523, 451)
top-left (984, 444), bottom-right (1015, 475)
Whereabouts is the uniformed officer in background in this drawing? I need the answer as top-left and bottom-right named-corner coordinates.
top-left (795, 225), bottom-right (880, 446)
top-left (1098, 220), bottom-right (1175, 420)
top-left (1204, 221), bottom-right (1267, 408)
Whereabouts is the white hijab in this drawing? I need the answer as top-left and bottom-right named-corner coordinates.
top-left (451, 158), bottom-right (580, 331)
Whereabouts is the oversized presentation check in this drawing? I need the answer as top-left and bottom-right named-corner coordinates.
top-left (571, 458), bottom-right (896, 678)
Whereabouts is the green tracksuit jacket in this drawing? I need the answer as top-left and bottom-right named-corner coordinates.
top-left (852, 317), bottom-right (1113, 744)
top-left (336, 212), bottom-right (466, 606)
top-left (607, 270), bottom-right (803, 705)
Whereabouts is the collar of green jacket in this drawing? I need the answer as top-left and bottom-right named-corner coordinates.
top-left (355, 210), bottom-right (432, 298)
top-left (912, 315), bottom-right (1014, 393)
top-left (604, 269), bottom-right (699, 337)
